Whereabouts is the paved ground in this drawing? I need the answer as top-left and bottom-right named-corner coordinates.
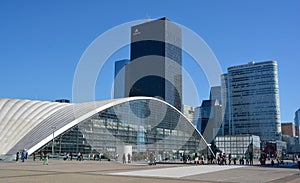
top-left (0, 160), bottom-right (299, 183)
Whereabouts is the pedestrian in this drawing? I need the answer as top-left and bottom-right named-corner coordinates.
top-left (43, 152), bottom-right (48, 165)
top-left (122, 153), bottom-right (126, 164)
top-left (249, 152), bottom-right (253, 165)
top-left (223, 153), bottom-right (227, 165)
top-left (77, 152), bottom-right (81, 161)
top-left (246, 153), bottom-right (249, 165)
top-left (127, 153), bottom-right (131, 163)
top-left (228, 153), bottom-right (232, 165)
top-left (16, 152), bottom-right (19, 162)
top-left (233, 157), bottom-right (237, 165)
top-left (40, 152), bottom-right (44, 161)
top-left (217, 152), bottom-right (221, 165)
top-left (200, 154), bottom-right (204, 165)
top-left (33, 152), bottom-right (36, 161)
top-left (21, 149), bottom-right (26, 162)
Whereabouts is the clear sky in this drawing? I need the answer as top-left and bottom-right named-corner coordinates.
top-left (0, 0), bottom-right (299, 122)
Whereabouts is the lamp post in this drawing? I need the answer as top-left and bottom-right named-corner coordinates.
top-left (51, 126), bottom-right (56, 158)
top-left (207, 144), bottom-right (211, 164)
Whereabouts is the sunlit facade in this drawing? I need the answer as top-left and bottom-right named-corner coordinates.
top-left (222, 61), bottom-right (281, 141)
top-left (0, 97), bottom-right (210, 161)
top-left (215, 135), bottom-right (261, 158)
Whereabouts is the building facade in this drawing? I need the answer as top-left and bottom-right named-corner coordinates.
top-left (222, 61), bottom-right (281, 141)
top-left (281, 122), bottom-right (296, 136)
top-left (294, 108), bottom-right (300, 137)
top-left (125, 17), bottom-right (182, 111)
top-left (0, 97), bottom-right (211, 161)
top-left (215, 134), bottom-right (261, 158)
top-left (182, 104), bottom-right (195, 122)
top-left (198, 100), bottom-right (222, 144)
top-left (209, 86), bottom-right (222, 103)
top-left (114, 59), bottom-right (130, 99)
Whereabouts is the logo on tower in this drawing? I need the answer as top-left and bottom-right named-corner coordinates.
top-left (133, 28), bottom-right (140, 36)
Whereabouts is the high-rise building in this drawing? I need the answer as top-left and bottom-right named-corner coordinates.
top-left (125, 17), bottom-right (182, 111)
top-left (221, 74), bottom-right (229, 136)
top-left (222, 61), bottom-right (281, 141)
top-left (281, 122), bottom-right (296, 136)
top-left (210, 86), bottom-right (221, 103)
top-left (195, 99), bottom-right (222, 143)
top-left (294, 109), bottom-right (300, 137)
top-left (114, 59), bottom-right (130, 98)
top-left (182, 104), bottom-right (195, 122)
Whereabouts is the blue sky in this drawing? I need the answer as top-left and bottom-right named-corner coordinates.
top-left (0, 0), bottom-right (299, 122)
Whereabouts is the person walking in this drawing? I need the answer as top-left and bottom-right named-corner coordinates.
top-left (127, 153), bottom-right (131, 163)
top-left (122, 153), bottom-right (126, 164)
top-left (21, 150), bottom-right (26, 162)
top-left (249, 152), bottom-right (254, 165)
top-left (33, 152), bottom-right (37, 161)
top-left (43, 152), bottom-right (49, 165)
top-left (16, 152), bottom-right (19, 162)
top-left (40, 152), bottom-right (43, 161)
top-left (297, 153), bottom-right (300, 171)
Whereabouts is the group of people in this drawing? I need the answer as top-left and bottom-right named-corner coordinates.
top-left (122, 153), bottom-right (131, 164)
top-left (15, 149), bottom-right (28, 162)
top-left (62, 152), bottom-right (84, 161)
top-left (16, 151), bottom-right (49, 165)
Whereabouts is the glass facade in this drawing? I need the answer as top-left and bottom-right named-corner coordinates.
top-left (215, 135), bottom-right (261, 158)
top-left (294, 109), bottom-right (300, 137)
top-left (114, 59), bottom-right (130, 99)
top-left (125, 18), bottom-right (182, 111)
top-left (222, 61), bottom-right (281, 141)
top-left (39, 99), bottom-right (209, 161)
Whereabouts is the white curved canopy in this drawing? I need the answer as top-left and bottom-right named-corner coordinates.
top-left (0, 97), bottom-right (209, 156)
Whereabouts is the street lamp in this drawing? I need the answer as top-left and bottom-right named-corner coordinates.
top-left (207, 144), bottom-right (211, 164)
top-left (51, 126), bottom-right (56, 158)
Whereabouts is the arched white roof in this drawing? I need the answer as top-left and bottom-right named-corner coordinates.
top-left (0, 97), bottom-right (209, 156)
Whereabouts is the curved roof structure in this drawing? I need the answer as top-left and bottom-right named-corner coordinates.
top-left (0, 97), bottom-right (210, 158)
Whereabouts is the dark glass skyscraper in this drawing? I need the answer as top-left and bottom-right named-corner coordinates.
top-left (125, 17), bottom-right (182, 111)
top-left (114, 59), bottom-right (130, 98)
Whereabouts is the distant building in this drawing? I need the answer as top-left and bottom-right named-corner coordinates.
top-left (209, 86), bottom-right (221, 103)
top-left (114, 59), bottom-right (130, 98)
top-left (193, 106), bottom-right (201, 131)
top-left (125, 17), bottom-right (182, 111)
top-left (215, 134), bottom-right (261, 158)
top-left (261, 140), bottom-right (287, 158)
top-left (182, 104), bottom-right (195, 122)
top-left (54, 99), bottom-right (70, 103)
top-left (281, 122), bottom-right (295, 136)
top-left (282, 135), bottom-right (300, 154)
top-left (294, 108), bottom-right (300, 137)
top-left (222, 61), bottom-right (281, 141)
top-left (197, 99), bottom-right (222, 143)
top-left (221, 74), bottom-right (229, 136)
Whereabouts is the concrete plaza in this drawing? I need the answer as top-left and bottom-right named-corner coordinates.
top-left (0, 160), bottom-right (299, 183)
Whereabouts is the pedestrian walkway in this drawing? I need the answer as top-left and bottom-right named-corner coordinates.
top-left (0, 160), bottom-right (299, 183)
top-left (110, 165), bottom-right (241, 178)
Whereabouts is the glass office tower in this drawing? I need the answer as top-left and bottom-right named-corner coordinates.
top-left (222, 61), bottom-right (281, 141)
top-left (125, 17), bottom-right (182, 111)
top-left (114, 59), bottom-right (130, 98)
